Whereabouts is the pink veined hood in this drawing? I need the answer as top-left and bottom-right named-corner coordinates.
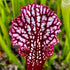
top-left (9, 3), bottom-right (61, 70)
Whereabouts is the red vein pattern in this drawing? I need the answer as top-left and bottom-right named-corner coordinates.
top-left (9, 3), bottom-right (61, 70)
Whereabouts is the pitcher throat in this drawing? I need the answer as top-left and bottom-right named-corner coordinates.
top-left (26, 63), bottom-right (43, 70)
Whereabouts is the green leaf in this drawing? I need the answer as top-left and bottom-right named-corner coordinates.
top-left (48, 0), bottom-right (53, 8)
top-left (40, 0), bottom-right (46, 5)
top-left (21, 56), bottom-right (26, 70)
top-left (11, 0), bottom-right (21, 18)
top-left (0, 18), bottom-right (11, 47)
top-left (20, 0), bottom-right (26, 7)
top-left (56, 0), bottom-right (61, 18)
top-left (4, 0), bottom-right (10, 13)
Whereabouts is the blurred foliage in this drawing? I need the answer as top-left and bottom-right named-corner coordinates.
top-left (0, 0), bottom-right (70, 70)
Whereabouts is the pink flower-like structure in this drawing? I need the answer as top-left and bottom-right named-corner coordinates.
top-left (9, 3), bottom-right (61, 70)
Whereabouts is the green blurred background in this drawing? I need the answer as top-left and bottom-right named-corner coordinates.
top-left (0, 0), bottom-right (70, 70)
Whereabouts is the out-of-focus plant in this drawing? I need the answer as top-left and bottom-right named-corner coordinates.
top-left (0, 0), bottom-right (26, 70)
top-left (0, 0), bottom-right (11, 47)
top-left (41, 0), bottom-right (46, 5)
top-left (61, 0), bottom-right (70, 69)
